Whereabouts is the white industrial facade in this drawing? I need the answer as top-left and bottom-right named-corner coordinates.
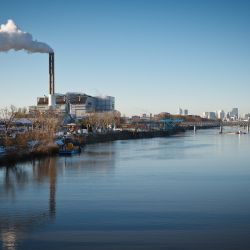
top-left (30, 92), bottom-right (115, 118)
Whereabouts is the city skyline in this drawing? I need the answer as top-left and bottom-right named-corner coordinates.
top-left (0, 0), bottom-right (250, 116)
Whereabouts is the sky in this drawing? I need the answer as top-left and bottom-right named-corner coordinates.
top-left (0, 0), bottom-right (250, 116)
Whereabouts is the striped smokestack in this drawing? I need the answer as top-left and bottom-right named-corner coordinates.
top-left (49, 52), bottom-right (55, 95)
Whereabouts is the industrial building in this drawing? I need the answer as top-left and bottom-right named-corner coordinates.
top-left (29, 52), bottom-right (115, 118)
top-left (30, 93), bottom-right (115, 118)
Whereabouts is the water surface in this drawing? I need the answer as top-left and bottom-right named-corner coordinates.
top-left (1, 129), bottom-right (250, 249)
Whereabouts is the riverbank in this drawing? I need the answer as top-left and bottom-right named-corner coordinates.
top-left (85, 128), bottom-right (185, 144)
top-left (0, 144), bottom-right (59, 166)
top-left (0, 127), bottom-right (185, 166)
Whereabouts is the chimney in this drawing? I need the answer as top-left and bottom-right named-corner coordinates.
top-left (49, 52), bottom-right (55, 95)
top-left (48, 52), bottom-right (56, 107)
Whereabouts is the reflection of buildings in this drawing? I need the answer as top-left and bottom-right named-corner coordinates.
top-left (0, 158), bottom-right (58, 250)
top-left (32, 158), bottom-right (57, 218)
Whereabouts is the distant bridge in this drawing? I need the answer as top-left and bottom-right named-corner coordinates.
top-left (179, 120), bottom-right (250, 133)
top-left (221, 121), bottom-right (250, 127)
top-left (179, 121), bottom-right (220, 128)
top-left (180, 120), bottom-right (250, 127)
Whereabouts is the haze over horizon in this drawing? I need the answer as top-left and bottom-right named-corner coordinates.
top-left (0, 0), bottom-right (249, 116)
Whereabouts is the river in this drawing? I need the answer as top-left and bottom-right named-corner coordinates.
top-left (1, 129), bottom-right (250, 250)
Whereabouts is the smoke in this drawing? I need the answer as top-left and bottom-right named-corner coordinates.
top-left (0, 19), bottom-right (53, 53)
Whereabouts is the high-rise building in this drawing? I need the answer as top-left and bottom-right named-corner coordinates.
top-left (202, 112), bottom-right (216, 119)
top-left (244, 113), bottom-right (250, 120)
top-left (184, 109), bottom-right (188, 115)
top-left (230, 108), bottom-right (238, 119)
top-left (179, 108), bottom-right (183, 115)
top-left (217, 110), bottom-right (225, 120)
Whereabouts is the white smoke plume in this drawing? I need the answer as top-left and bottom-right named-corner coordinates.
top-left (0, 19), bottom-right (53, 53)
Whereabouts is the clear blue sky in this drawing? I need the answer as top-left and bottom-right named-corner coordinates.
top-left (0, 0), bottom-right (250, 116)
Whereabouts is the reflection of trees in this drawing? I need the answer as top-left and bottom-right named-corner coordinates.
top-left (0, 157), bottom-right (58, 250)
top-left (0, 143), bottom-right (118, 250)
top-left (1, 166), bottom-right (29, 198)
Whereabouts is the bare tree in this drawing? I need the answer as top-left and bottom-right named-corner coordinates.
top-left (15, 107), bottom-right (28, 118)
top-left (31, 110), bottom-right (61, 143)
top-left (80, 111), bottom-right (121, 133)
top-left (0, 105), bottom-right (17, 137)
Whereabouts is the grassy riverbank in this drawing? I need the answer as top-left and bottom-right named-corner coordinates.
top-left (0, 128), bottom-right (185, 166)
top-left (0, 144), bottom-right (59, 166)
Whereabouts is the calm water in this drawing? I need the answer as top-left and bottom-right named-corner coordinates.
top-left (1, 129), bottom-right (250, 250)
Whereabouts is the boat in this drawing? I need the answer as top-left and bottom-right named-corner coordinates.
top-left (224, 130), bottom-right (247, 135)
top-left (59, 148), bottom-right (80, 156)
top-left (59, 142), bottom-right (81, 156)
top-left (236, 130), bottom-right (246, 135)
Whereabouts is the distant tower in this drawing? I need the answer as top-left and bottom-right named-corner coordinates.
top-left (217, 110), bottom-right (225, 120)
top-left (48, 52), bottom-right (56, 107)
top-left (231, 108), bottom-right (238, 119)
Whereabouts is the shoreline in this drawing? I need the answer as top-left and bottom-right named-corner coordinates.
top-left (0, 126), bottom-right (215, 167)
top-left (85, 128), bottom-right (185, 144)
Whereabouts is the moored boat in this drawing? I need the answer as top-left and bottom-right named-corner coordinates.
top-left (59, 148), bottom-right (80, 155)
top-left (59, 142), bottom-right (81, 156)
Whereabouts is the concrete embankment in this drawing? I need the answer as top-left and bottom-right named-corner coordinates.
top-left (0, 128), bottom-right (185, 166)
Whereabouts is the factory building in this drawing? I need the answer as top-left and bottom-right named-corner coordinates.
top-left (95, 96), bottom-right (115, 112)
top-left (67, 93), bottom-right (96, 117)
top-left (28, 52), bottom-right (115, 118)
top-left (30, 93), bottom-right (115, 118)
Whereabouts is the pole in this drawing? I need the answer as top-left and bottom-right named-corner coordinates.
top-left (219, 124), bottom-right (223, 134)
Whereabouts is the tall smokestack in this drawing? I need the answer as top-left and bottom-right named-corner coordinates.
top-left (48, 53), bottom-right (56, 107)
top-left (49, 52), bottom-right (55, 95)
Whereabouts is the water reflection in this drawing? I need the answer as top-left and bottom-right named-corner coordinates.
top-left (1, 132), bottom-right (250, 250)
top-left (0, 144), bottom-right (117, 250)
top-left (1, 166), bottom-right (29, 198)
top-left (32, 158), bottom-right (57, 218)
top-left (0, 157), bottom-right (58, 250)
top-left (61, 142), bottom-right (116, 174)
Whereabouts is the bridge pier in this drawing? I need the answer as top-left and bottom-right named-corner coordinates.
top-left (219, 125), bottom-right (223, 134)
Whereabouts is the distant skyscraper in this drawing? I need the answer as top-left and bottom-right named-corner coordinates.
top-left (209, 112), bottom-right (216, 119)
top-left (230, 108), bottom-right (238, 119)
top-left (184, 109), bottom-right (188, 115)
top-left (217, 110), bottom-right (225, 120)
top-left (202, 112), bottom-right (216, 119)
top-left (179, 108), bottom-right (183, 115)
top-left (244, 113), bottom-right (250, 120)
